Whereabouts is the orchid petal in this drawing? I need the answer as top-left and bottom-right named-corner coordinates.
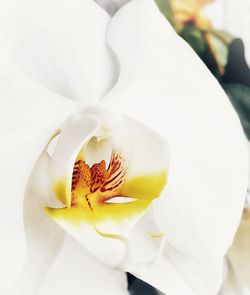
top-left (128, 209), bottom-right (222, 295)
top-left (129, 243), bottom-right (223, 295)
top-left (39, 236), bottom-right (129, 295)
top-left (219, 209), bottom-right (250, 295)
top-left (103, 0), bottom-right (248, 258)
top-left (0, 0), bottom-right (115, 102)
top-left (123, 206), bottom-right (165, 267)
top-left (8, 151), bottom-right (66, 295)
top-left (47, 106), bottom-right (169, 268)
top-left (0, 51), bottom-right (76, 291)
top-left (100, 0), bottom-right (248, 293)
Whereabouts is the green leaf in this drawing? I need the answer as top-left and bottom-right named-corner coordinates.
top-left (223, 39), bottom-right (250, 87)
top-left (206, 33), bottom-right (229, 74)
top-left (154, 0), bottom-right (173, 24)
top-left (211, 29), bottom-right (234, 46)
top-left (180, 26), bottom-right (206, 56)
top-left (223, 83), bottom-right (250, 140)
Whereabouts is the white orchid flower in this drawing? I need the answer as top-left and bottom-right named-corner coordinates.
top-left (0, 1), bottom-right (248, 295)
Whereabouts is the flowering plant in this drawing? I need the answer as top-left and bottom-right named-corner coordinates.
top-left (0, 1), bottom-right (248, 295)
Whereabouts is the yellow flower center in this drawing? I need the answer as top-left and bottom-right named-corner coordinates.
top-left (70, 150), bottom-right (126, 211)
top-left (48, 150), bottom-right (167, 225)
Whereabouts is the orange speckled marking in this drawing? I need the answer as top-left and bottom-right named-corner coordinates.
top-left (71, 150), bottom-right (126, 209)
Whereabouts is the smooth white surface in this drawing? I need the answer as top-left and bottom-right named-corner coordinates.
top-left (8, 151), bottom-right (66, 295)
top-left (0, 49), bottom-right (76, 291)
top-left (100, 0), bottom-right (249, 293)
top-left (39, 236), bottom-right (129, 295)
top-left (0, 0), bottom-right (115, 101)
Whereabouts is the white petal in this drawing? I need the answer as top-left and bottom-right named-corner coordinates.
top-left (0, 51), bottom-right (76, 290)
top-left (101, 0), bottom-right (249, 292)
top-left (46, 207), bottom-right (127, 267)
top-left (106, 114), bottom-right (169, 178)
top-left (123, 206), bottom-right (165, 268)
top-left (39, 236), bottom-right (129, 295)
top-left (128, 207), bottom-right (222, 295)
top-left (219, 209), bottom-right (250, 295)
top-left (103, 0), bottom-right (248, 258)
top-left (9, 151), bottom-right (66, 295)
top-left (129, 242), bottom-right (223, 295)
top-left (0, 0), bottom-right (115, 101)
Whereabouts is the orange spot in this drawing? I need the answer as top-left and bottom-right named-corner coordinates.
top-left (90, 160), bottom-right (108, 192)
top-left (71, 150), bottom-right (126, 208)
top-left (72, 160), bottom-right (91, 191)
top-left (101, 150), bottom-right (126, 193)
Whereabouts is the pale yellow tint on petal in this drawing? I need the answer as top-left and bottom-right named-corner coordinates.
top-left (53, 180), bottom-right (68, 206)
top-left (46, 207), bottom-right (94, 225)
top-left (94, 200), bottom-right (151, 222)
top-left (121, 171), bottom-right (167, 201)
top-left (46, 200), bottom-right (150, 225)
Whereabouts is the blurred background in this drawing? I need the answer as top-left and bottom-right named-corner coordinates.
top-left (127, 0), bottom-right (250, 294)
